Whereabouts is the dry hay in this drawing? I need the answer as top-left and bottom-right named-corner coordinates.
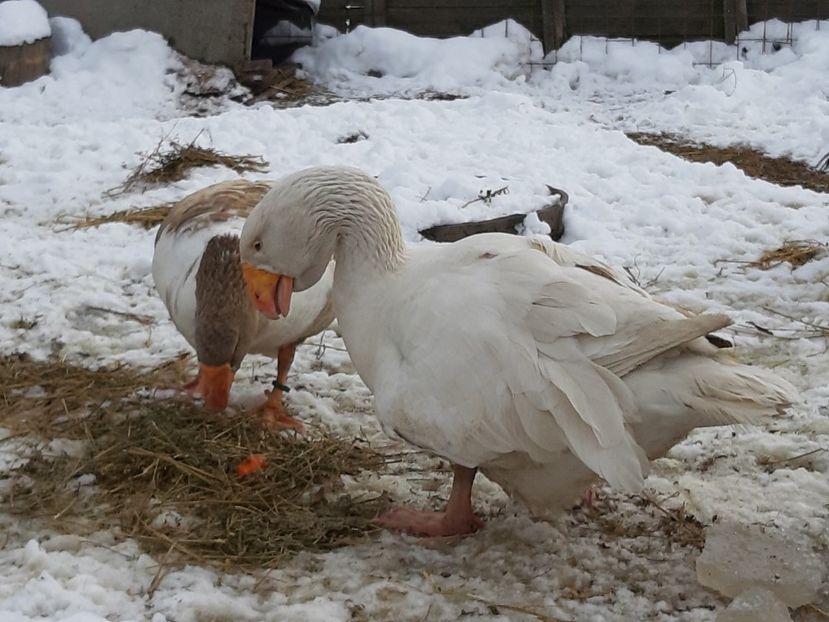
top-left (627, 132), bottom-right (829, 194)
top-left (714, 240), bottom-right (829, 270)
top-left (109, 133), bottom-right (268, 196)
top-left (57, 201), bottom-right (175, 231)
top-left (636, 494), bottom-right (706, 550)
top-left (749, 239), bottom-right (827, 270)
top-left (1, 354), bottom-right (386, 569)
top-left (243, 64), bottom-right (317, 105)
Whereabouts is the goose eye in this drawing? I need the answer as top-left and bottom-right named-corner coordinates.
top-left (253, 240), bottom-right (262, 252)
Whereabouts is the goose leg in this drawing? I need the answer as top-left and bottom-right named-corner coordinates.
top-left (376, 465), bottom-right (483, 537)
top-left (257, 342), bottom-right (304, 431)
top-left (577, 484), bottom-right (603, 512)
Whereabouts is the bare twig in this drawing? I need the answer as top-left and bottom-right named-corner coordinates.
top-left (761, 306), bottom-right (829, 340)
top-left (460, 185), bottom-right (510, 209)
top-left (623, 257), bottom-right (664, 291)
top-left (761, 447), bottom-right (826, 466)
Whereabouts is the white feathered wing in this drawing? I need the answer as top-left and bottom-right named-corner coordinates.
top-left (343, 233), bottom-right (793, 515)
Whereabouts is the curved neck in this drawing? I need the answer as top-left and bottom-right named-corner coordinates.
top-left (316, 181), bottom-right (407, 275)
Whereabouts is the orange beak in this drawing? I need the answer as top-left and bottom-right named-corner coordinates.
top-left (241, 262), bottom-right (293, 320)
top-left (196, 362), bottom-right (235, 411)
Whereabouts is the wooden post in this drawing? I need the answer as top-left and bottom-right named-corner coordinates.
top-left (723, 0), bottom-right (747, 42)
top-left (541, 0), bottom-right (566, 53)
top-left (734, 0), bottom-right (748, 34)
top-left (723, 0), bottom-right (736, 41)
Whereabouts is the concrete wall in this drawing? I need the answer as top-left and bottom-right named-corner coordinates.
top-left (39, 0), bottom-right (255, 66)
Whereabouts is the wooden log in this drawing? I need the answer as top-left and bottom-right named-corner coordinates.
top-left (419, 186), bottom-right (567, 243)
top-left (0, 37), bottom-right (50, 87)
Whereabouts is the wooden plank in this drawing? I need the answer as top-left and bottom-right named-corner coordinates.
top-left (389, 0), bottom-right (531, 7)
top-left (541, 0), bottom-right (556, 52)
top-left (386, 6), bottom-right (536, 20)
top-left (746, 0), bottom-right (823, 22)
top-left (734, 0), bottom-right (748, 33)
top-left (723, 0), bottom-right (737, 41)
top-left (565, 0), bottom-right (724, 42)
top-left (551, 0), bottom-right (566, 48)
top-left (372, 0), bottom-right (388, 26)
top-left (386, 6), bottom-right (536, 36)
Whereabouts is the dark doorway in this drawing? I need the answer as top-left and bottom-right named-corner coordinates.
top-left (252, 0), bottom-right (317, 64)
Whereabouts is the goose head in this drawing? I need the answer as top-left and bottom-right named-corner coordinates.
top-left (193, 234), bottom-right (259, 410)
top-left (240, 166), bottom-right (401, 318)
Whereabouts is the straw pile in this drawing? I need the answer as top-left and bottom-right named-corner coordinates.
top-left (2, 353), bottom-right (386, 569)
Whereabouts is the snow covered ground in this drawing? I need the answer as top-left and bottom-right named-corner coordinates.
top-left (1, 12), bottom-right (828, 622)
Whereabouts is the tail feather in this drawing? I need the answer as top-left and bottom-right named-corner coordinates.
top-left (690, 362), bottom-right (796, 425)
top-left (624, 355), bottom-right (795, 459)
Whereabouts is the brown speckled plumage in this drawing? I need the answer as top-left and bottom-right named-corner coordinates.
top-left (155, 180), bottom-right (273, 245)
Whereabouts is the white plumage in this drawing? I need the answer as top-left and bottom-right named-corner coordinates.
top-left (240, 167), bottom-right (795, 533)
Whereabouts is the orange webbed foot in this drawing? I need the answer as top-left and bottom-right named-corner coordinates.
top-left (256, 388), bottom-right (305, 432)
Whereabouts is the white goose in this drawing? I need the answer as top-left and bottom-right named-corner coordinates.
top-left (152, 179), bottom-right (334, 429)
top-left (239, 167), bottom-right (794, 536)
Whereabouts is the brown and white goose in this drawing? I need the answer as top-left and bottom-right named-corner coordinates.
top-left (239, 166), bottom-right (795, 536)
top-left (152, 180), bottom-right (334, 429)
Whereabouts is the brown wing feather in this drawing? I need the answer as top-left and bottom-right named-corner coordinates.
top-left (155, 180), bottom-right (273, 244)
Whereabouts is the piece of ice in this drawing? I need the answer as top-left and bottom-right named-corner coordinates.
top-left (716, 588), bottom-right (792, 622)
top-left (697, 523), bottom-right (827, 608)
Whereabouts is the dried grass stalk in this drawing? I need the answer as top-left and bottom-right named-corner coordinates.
top-left (57, 202), bottom-right (175, 231)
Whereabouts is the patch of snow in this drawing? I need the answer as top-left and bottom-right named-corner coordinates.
top-left (294, 20), bottom-right (541, 97)
top-left (48, 16), bottom-right (91, 57)
top-left (0, 0), bottom-right (50, 46)
top-left (536, 19), bottom-right (829, 164)
top-left (0, 27), bottom-right (186, 124)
